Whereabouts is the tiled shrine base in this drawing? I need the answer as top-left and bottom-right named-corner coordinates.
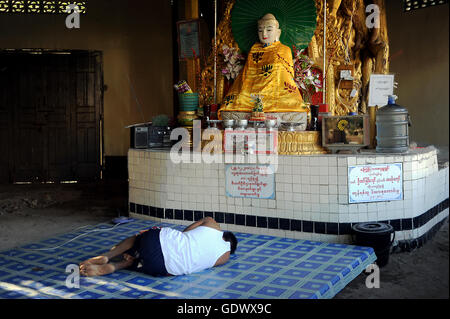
top-left (0, 219), bottom-right (376, 299)
top-left (128, 146), bottom-right (449, 252)
top-left (130, 201), bottom-right (449, 252)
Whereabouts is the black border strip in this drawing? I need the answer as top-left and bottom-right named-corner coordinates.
top-left (394, 216), bottom-right (448, 252)
top-left (129, 198), bottom-right (449, 236)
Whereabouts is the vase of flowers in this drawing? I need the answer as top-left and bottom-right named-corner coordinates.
top-left (293, 47), bottom-right (323, 131)
top-left (292, 46), bottom-right (323, 105)
top-left (221, 45), bottom-right (245, 95)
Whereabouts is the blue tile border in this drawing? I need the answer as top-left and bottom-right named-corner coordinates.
top-left (130, 198), bottom-right (449, 250)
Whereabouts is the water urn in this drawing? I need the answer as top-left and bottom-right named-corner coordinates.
top-left (376, 95), bottom-right (410, 153)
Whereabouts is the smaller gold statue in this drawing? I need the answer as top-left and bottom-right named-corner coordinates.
top-left (250, 94), bottom-right (266, 121)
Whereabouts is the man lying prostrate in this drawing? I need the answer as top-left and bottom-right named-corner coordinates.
top-left (79, 217), bottom-right (238, 277)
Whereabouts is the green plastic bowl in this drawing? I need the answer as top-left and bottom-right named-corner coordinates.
top-left (180, 107), bottom-right (198, 111)
top-left (179, 93), bottom-right (199, 111)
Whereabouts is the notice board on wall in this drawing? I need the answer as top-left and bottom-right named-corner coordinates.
top-left (177, 19), bottom-right (201, 59)
top-left (348, 163), bottom-right (403, 203)
top-left (368, 74), bottom-right (395, 107)
top-left (225, 164), bottom-right (275, 199)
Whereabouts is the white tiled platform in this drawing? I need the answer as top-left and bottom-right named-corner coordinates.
top-left (128, 146), bottom-right (449, 247)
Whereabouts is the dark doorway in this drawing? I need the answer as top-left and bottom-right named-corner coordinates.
top-left (0, 50), bottom-right (103, 184)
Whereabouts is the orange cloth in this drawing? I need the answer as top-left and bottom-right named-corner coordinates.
top-left (218, 41), bottom-right (308, 118)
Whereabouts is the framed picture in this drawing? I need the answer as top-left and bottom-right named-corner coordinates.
top-left (177, 19), bottom-right (202, 60)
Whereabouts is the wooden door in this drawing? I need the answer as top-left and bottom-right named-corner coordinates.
top-left (44, 53), bottom-right (74, 182)
top-left (12, 54), bottom-right (46, 182)
top-left (0, 50), bottom-right (103, 183)
top-left (0, 57), bottom-right (12, 183)
top-left (73, 52), bottom-right (103, 181)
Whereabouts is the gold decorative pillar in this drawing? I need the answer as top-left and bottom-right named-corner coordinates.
top-left (368, 105), bottom-right (378, 149)
top-left (199, 0), bottom-right (238, 106)
top-left (299, 0), bottom-right (390, 116)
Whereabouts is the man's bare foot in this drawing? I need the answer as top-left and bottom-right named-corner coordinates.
top-left (80, 263), bottom-right (115, 277)
top-left (79, 256), bottom-right (109, 268)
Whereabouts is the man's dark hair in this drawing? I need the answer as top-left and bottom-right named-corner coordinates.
top-left (223, 231), bottom-right (238, 254)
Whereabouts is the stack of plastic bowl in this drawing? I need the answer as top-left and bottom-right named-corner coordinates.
top-left (178, 93), bottom-right (199, 125)
top-left (178, 93), bottom-right (199, 112)
top-left (177, 92), bottom-right (199, 149)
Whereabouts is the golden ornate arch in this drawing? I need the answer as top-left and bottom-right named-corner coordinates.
top-left (199, 0), bottom-right (389, 116)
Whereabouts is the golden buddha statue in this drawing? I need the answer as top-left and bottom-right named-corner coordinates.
top-left (218, 13), bottom-right (309, 122)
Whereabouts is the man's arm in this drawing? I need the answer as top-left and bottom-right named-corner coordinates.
top-left (183, 217), bottom-right (220, 232)
top-left (214, 252), bottom-right (230, 267)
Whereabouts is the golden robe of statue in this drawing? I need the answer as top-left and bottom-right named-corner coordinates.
top-left (218, 41), bottom-right (308, 118)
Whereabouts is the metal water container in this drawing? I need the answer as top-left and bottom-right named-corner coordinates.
top-left (376, 95), bottom-right (410, 153)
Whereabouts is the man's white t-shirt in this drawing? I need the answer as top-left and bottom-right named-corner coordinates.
top-left (159, 226), bottom-right (231, 275)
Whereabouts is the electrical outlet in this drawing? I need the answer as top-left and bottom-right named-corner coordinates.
top-left (340, 70), bottom-right (353, 80)
top-left (337, 65), bottom-right (354, 89)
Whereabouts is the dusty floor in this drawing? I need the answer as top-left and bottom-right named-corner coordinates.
top-left (0, 181), bottom-right (448, 299)
top-left (0, 182), bottom-right (124, 251)
top-left (335, 219), bottom-right (449, 299)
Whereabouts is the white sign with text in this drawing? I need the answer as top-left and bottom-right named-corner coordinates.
top-left (225, 164), bottom-right (275, 199)
top-left (348, 163), bottom-right (403, 203)
top-left (368, 74), bottom-right (395, 106)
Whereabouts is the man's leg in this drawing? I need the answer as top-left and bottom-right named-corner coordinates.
top-left (80, 255), bottom-right (135, 277)
top-left (104, 235), bottom-right (138, 260)
top-left (79, 234), bottom-right (138, 268)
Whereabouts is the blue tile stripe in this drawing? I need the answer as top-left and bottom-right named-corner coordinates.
top-left (130, 198), bottom-right (449, 235)
top-left (0, 219), bottom-right (376, 299)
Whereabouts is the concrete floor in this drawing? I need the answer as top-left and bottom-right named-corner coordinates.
top-left (335, 218), bottom-right (449, 299)
top-left (0, 182), bottom-right (122, 251)
top-left (0, 181), bottom-right (448, 299)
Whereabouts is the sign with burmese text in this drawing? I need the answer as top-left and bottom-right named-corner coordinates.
top-left (225, 164), bottom-right (275, 199)
top-left (348, 163), bottom-right (403, 203)
top-left (368, 74), bottom-right (395, 106)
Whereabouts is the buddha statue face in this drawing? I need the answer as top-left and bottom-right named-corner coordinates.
top-left (257, 14), bottom-right (281, 45)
